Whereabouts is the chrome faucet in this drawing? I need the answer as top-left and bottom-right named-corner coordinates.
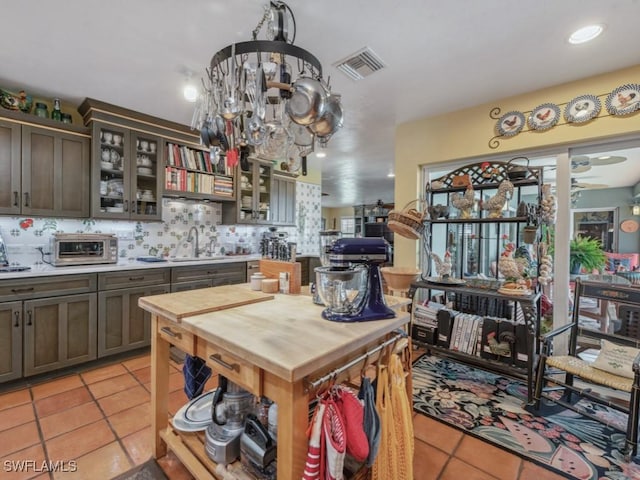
top-left (186, 226), bottom-right (199, 258)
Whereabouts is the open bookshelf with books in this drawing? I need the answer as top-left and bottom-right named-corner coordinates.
top-left (164, 142), bottom-right (235, 200)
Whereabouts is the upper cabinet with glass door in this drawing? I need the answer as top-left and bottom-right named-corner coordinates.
top-left (223, 158), bottom-right (272, 224)
top-left (91, 124), bottom-right (162, 221)
top-left (79, 97), bottom-right (206, 222)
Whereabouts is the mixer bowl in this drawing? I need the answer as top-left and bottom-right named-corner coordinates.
top-left (314, 266), bottom-right (367, 315)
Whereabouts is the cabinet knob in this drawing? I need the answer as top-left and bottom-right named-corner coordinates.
top-left (23, 192), bottom-right (30, 207)
top-left (129, 276), bottom-right (145, 281)
top-left (13, 311), bottom-right (19, 328)
top-left (13, 191), bottom-right (18, 207)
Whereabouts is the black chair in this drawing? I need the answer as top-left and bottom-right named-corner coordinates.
top-left (532, 278), bottom-right (640, 460)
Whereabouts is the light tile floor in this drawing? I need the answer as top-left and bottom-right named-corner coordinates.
top-left (0, 352), bottom-right (566, 480)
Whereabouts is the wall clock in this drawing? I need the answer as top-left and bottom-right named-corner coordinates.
top-left (620, 219), bottom-right (639, 233)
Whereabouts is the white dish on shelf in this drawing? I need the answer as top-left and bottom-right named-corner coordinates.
top-left (105, 207), bottom-right (124, 213)
top-left (140, 196), bottom-right (156, 202)
top-left (101, 161), bottom-right (113, 169)
top-left (137, 167), bottom-right (153, 175)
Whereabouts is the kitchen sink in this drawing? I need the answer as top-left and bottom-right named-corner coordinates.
top-left (169, 256), bottom-right (228, 262)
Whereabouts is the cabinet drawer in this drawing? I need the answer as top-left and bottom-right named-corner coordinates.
top-left (157, 317), bottom-right (195, 356)
top-left (171, 262), bottom-right (246, 284)
top-left (98, 268), bottom-right (170, 290)
top-left (0, 273), bottom-right (97, 302)
top-left (203, 342), bottom-right (261, 395)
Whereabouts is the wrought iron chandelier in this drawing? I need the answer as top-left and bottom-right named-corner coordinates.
top-left (191, 1), bottom-right (343, 175)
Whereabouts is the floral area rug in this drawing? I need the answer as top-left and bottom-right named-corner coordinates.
top-left (412, 355), bottom-right (640, 480)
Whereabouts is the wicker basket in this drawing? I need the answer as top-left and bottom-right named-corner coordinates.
top-left (387, 199), bottom-right (427, 240)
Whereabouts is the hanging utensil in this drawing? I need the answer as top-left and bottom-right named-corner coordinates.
top-left (246, 64), bottom-right (267, 146)
top-left (221, 44), bottom-right (242, 120)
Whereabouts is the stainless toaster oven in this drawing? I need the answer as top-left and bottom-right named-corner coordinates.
top-left (50, 233), bottom-right (118, 266)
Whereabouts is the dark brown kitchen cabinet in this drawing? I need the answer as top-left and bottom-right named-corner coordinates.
top-left (0, 301), bottom-right (22, 382)
top-left (0, 273), bottom-right (98, 380)
top-left (97, 269), bottom-right (170, 357)
top-left (222, 159), bottom-right (272, 224)
top-left (91, 123), bottom-right (163, 221)
top-left (271, 173), bottom-right (297, 226)
top-left (0, 119), bottom-right (90, 217)
top-left (23, 293), bottom-right (97, 377)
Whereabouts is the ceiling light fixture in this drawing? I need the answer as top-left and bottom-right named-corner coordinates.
top-left (191, 1), bottom-right (343, 165)
top-left (183, 83), bottom-right (198, 103)
top-left (387, 171), bottom-right (395, 178)
top-left (182, 72), bottom-right (199, 103)
top-left (316, 151), bottom-right (327, 158)
top-left (568, 24), bottom-right (604, 44)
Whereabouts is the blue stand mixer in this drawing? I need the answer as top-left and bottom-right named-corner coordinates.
top-left (314, 237), bottom-right (396, 322)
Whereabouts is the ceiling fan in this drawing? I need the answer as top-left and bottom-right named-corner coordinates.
top-left (571, 177), bottom-right (609, 190)
top-left (571, 155), bottom-right (627, 173)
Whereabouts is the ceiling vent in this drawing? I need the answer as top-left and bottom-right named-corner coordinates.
top-left (334, 47), bottom-right (386, 81)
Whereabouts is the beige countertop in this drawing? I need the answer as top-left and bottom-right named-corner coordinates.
top-left (140, 287), bottom-right (410, 383)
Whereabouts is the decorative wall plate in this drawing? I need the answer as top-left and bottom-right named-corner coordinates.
top-left (564, 94), bottom-right (601, 123)
top-left (620, 219), bottom-right (639, 233)
top-left (605, 84), bottom-right (640, 116)
top-left (496, 111), bottom-right (525, 137)
top-left (528, 103), bottom-right (560, 131)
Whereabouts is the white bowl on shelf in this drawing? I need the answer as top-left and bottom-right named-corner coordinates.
top-left (101, 161), bottom-right (113, 169)
top-left (105, 207), bottom-right (124, 213)
top-left (137, 167), bottom-right (153, 175)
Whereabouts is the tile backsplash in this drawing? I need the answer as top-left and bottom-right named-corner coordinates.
top-left (0, 181), bottom-right (321, 266)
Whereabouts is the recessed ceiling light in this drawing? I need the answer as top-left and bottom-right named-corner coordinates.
top-left (387, 171), bottom-right (395, 178)
top-left (316, 152), bottom-right (327, 158)
top-left (183, 84), bottom-right (198, 102)
top-left (568, 24), bottom-right (604, 44)
top-left (597, 155), bottom-right (610, 160)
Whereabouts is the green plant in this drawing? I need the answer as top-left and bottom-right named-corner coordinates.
top-left (570, 235), bottom-right (607, 273)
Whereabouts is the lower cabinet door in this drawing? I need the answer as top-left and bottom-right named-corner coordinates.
top-left (98, 284), bottom-right (170, 357)
top-left (0, 301), bottom-right (22, 382)
top-left (23, 293), bottom-right (97, 377)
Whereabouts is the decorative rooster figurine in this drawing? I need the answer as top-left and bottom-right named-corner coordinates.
top-left (451, 184), bottom-right (475, 219)
top-left (482, 180), bottom-right (514, 218)
top-left (431, 251), bottom-right (452, 279)
top-left (486, 331), bottom-right (515, 357)
top-left (498, 243), bottom-right (531, 284)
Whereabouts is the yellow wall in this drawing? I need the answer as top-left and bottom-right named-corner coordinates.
top-left (322, 206), bottom-right (354, 231)
top-left (394, 64), bottom-right (640, 267)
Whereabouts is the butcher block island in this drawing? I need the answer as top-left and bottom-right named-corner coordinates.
top-left (139, 284), bottom-right (411, 480)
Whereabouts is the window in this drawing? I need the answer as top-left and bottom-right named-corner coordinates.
top-left (340, 216), bottom-right (356, 237)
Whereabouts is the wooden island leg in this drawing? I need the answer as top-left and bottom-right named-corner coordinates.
top-left (150, 314), bottom-right (171, 458)
top-left (264, 374), bottom-right (309, 480)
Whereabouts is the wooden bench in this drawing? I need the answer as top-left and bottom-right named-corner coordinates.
top-left (531, 278), bottom-right (640, 460)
